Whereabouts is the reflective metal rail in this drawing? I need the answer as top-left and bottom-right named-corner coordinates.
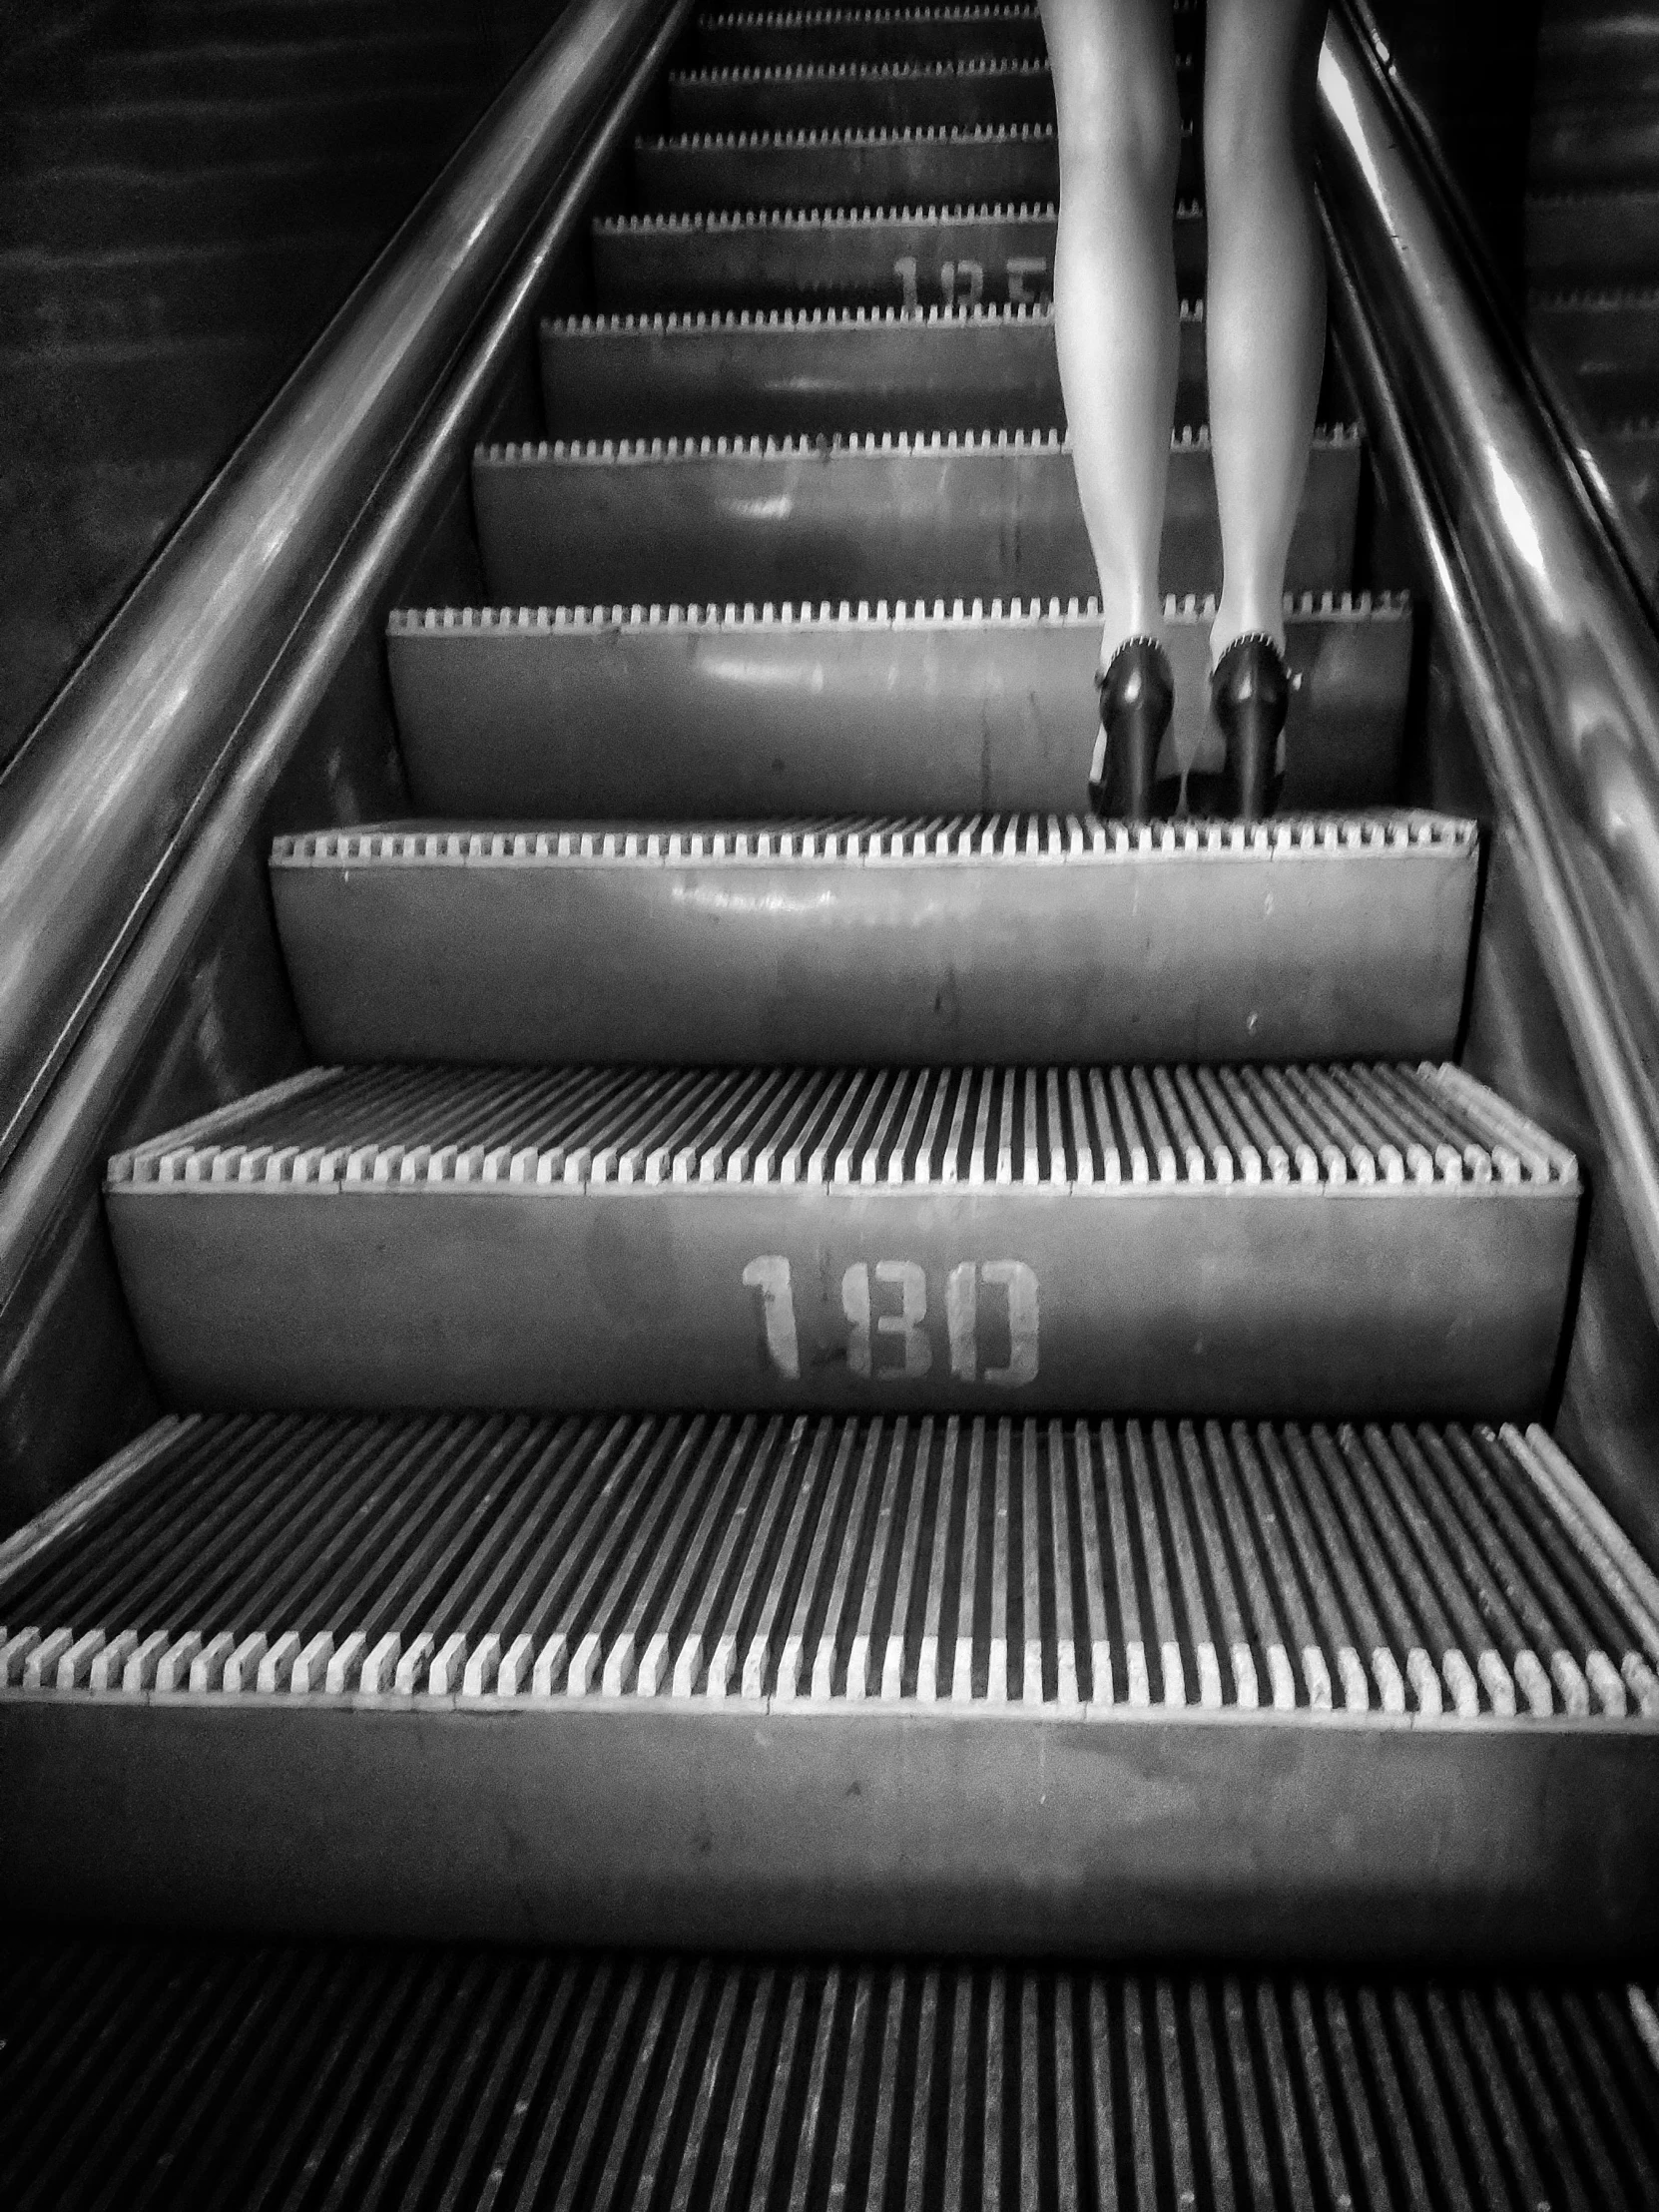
top-left (1318, 2), bottom-right (1659, 1327)
top-left (0, 0), bottom-right (689, 1253)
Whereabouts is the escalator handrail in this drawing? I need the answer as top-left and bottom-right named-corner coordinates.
top-left (1319, 2), bottom-right (1659, 1327)
top-left (0, 0), bottom-right (682, 1191)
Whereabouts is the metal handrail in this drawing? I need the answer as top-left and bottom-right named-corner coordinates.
top-left (0, 0), bottom-right (682, 1186)
top-left (1318, 3), bottom-right (1659, 1326)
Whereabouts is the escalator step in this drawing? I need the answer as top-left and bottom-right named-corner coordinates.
top-left (104, 1060), bottom-right (1578, 1418)
top-left (1530, 102), bottom-right (1659, 194)
top-left (1530, 289), bottom-right (1659, 423)
top-left (666, 58), bottom-right (1066, 134)
top-left (591, 201), bottom-right (1207, 310)
top-left (2, 1412), bottom-right (1655, 1952)
top-left (540, 299), bottom-right (1208, 438)
top-left (470, 424), bottom-right (1358, 606)
top-left (271, 813), bottom-right (1478, 1068)
top-left (693, 3), bottom-right (1053, 69)
top-left (1527, 188), bottom-right (1659, 288)
top-left (4, 1407), bottom-right (1651, 1718)
top-left (1594, 418), bottom-right (1659, 535)
top-left (631, 119), bottom-right (1204, 212)
top-left (4, 1942), bottom-right (1656, 2212)
top-left (387, 593), bottom-right (1411, 818)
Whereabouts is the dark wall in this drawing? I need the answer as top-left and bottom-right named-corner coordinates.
top-left (0, 0), bottom-right (561, 777)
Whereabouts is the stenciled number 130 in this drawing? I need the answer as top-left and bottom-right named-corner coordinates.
top-left (742, 1257), bottom-right (1039, 1385)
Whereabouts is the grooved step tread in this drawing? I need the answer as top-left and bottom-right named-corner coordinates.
top-left (470, 424), bottom-right (1359, 606)
top-left (3, 1408), bottom-right (1652, 1720)
top-left (4, 1939), bottom-right (1654, 2212)
top-left (103, 1061), bottom-right (1577, 1419)
top-left (387, 593), bottom-right (1411, 818)
top-left (667, 57), bottom-right (1074, 136)
top-left (540, 298), bottom-right (1211, 437)
top-left (269, 812), bottom-right (1478, 1068)
top-left (591, 201), bottom-right (1207, 309)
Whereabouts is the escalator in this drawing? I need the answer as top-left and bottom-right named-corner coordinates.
top-left (2, 1), bottom-right (1658, 2201)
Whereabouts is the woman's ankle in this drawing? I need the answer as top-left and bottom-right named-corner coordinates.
top-left (1209, 602), bottom-right (1286, 670)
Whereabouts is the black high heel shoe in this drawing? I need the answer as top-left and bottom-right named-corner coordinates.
top-left (1208, 633), bottom-right (1289, 822)
top-left (1090, 636), bottom-right (1175, 822)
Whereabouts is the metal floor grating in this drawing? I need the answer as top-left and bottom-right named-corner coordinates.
top-left (2, 1936), bottom-right (1658, 2212)
top-left (106, 1060), bottom-right (1574, 1193)
top-left (3, 1409), bottom-right (1655, 1715)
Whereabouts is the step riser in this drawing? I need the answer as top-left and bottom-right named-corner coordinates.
top-left (1530, 300), bottom-right (1659, 421)
top-left (1527, 195), bottom-right (1659, 287)
top-left (667, 66), bottom-right (1063, 136)
top-left (593, 207), bottom-right (1207, 311)
top-left (472, 437), bottom-right (1359, 607)
top-left (389, 603), bottom-right (1411, 819)
top-left (3, 1696), bottom-right (1653, 1956)
top-left (631, 128), bottom-right (1205, 213)
top-left (273, 830), bottom-right (1476, 1069)
top-left (1531, 111), bottom-right (1659, 194)
top-left (693, 9), bottom-right (1054, 68)
top-left (541, 308), bottom-right (1210, 438)
top-left (108, 1181), bottom-right (1574, 1418)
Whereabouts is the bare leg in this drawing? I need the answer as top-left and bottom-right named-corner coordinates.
top-left (1203, 0), bottom-right (1329, 661)
top-left (1040, 0), bottom-right (1182, 667)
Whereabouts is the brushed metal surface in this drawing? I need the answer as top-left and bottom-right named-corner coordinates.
top-left (470, 427), bottom-right (1360, 605)
top-left (667, 57), bottom-right (1064, 134)
top-left (540, 298), bottom-right (1210, 438)
top-left (693, 4), bottom-right (1053, 68)
top-left (1323, 8), bottom-right (1659, 1331)
top-left (104, 1061), bottom-right (1578, 1417)
top-left (387, 594), bottom-right (1412, 817)
top-left (2, 1694), bottom-right (1655, 1956)
top-left (632, 118), bottom-right (1204, 211)
top-left (591, 201), bottom-right (1208, 308)
top-left (270, 814), bottom-right (1478, 1067)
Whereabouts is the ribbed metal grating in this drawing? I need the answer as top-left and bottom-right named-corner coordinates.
top-left (3, 1936), bottom-right (1658, 2211)
top-left (3, 1409), bottom-right (1655, 1714)
top-left (270, 812), bottom-right (1472, 868)
top-left (106, 1060), bottom-right (1575, 1193)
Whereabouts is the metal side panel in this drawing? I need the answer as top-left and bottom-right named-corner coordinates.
top-left (470, 428), bottom-right (1361, 606)
top-left (1526, 189), bottom-right (1659, 288)
top-left (665, 58), bottom-right (1067, 134)
top-left (270, 815), bottom-right (1479, 1067)
top-left (103, 1062), bottom-right (1578, 1418)
top-left (5, 1946), bottom-right (1658, 2212)
top-left (1, 1694), bottom-right (1656, 1955)
top-left (591, 203), bottom-right (1208, 311)
top-left (631, 120), bottom-right (1205, 212)
top-left (692, 4), bottom-right (1055, 68)
top-left (387, 595), bottom-right (1412, 818)
top-left (540, 300), bottom-right (1212, 438)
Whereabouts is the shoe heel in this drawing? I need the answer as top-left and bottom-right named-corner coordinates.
top-left (1210, 635), bottom-right (1289, 823)
top-left (1091, 637), bottom-right (1176, 823)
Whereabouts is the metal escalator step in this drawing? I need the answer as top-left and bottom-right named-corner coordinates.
top-left (631, 120), bottom-right (1204, 213)
top-left (1536, 7), bottom-right (1659, 105)
top-left (388, 593), bottom-right (1411, 819)
top-left (695, 1), bottom-right (1051, 67)
top-left (2, 1412), bottom-right (1655, 1951)
top-left (470, 425), bottom-right (1358, 606)
top-left (4, 1951), bottom-right (1658, 2212)
top-left (541, 300), bottom-right (1209, 439)
top-left (669, 57), bottom-right (1059, 134)
top-left (1530, 289), bottom-right (1659, 421)
top-left (1527, 189), bottom-right (1659, 288)
top-left (591, 202), bottom-right (1208, 311)
top-left (271, 814), bottom-right (1478, 1069)
top-left (1531, 103), bottom-right (1659, 194)
top-left (104, 1061), bottom-right (1578, 1418)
